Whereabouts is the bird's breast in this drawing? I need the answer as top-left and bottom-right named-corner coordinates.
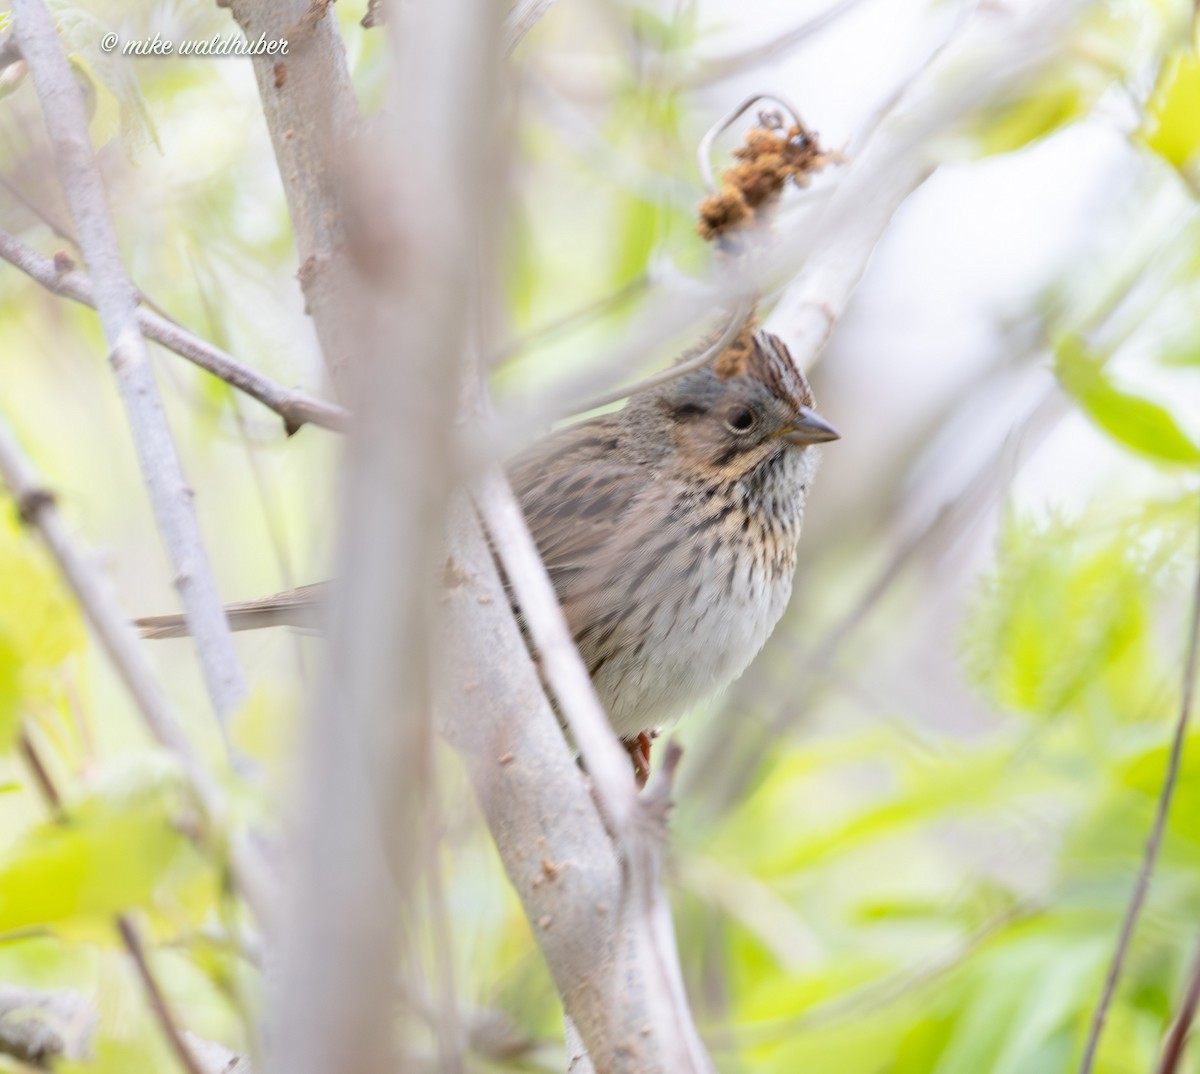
top-left (570, 459), bottom-right (809, 738)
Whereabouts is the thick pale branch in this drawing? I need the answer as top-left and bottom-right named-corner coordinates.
top-left (12, 0), bottom-right (249, 726)
top-left (221, 0), bottom-right (696, 1067)
top-left (0, 230), bottom-right (348, 434)
top-left (265, 3), bottom-right (504, 1074)
top-left (222, 0), bottom-right (359, 392)
top-left (442, 504), bottom-right (712, 1073)
top-left (474, 459), bottom-right (714, 1069)
top-left (206, 7), bottom-right (1103, 1074)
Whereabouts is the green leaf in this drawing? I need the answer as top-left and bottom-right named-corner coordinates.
top-left (974, 78), bottom-right (1089, 157)
top-left (1141, 47), bottom-right (1200, 173)
top-left (627, 5), bottom-right (698, 52)
top-left (1054, 335), bottom-right (1200, 465)
top-left (966, 510), bottom-right (1165, 720)
top-left (51, 7), bottom-right (160, 154)
top-left (0, 637), bottom-right (19, 753)
top-left (613, 192), bottom-right (660, 285)
top-left (0, 778), bottom-right (211, 936)
top-left (934, 929), bottom-right (1107, 1074)
top-left (1158, 341), bottom-right (1200, 366)
top-left (0, 512), bottom-right (86, 753)
top-left (1115, 732), bottom-right (1200, 846)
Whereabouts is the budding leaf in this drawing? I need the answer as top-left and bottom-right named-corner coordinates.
top-left (1054, 335), bottom-right (1200, 465)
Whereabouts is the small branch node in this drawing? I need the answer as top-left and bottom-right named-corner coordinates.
top-left (14, 487), bottom-right (54, 526)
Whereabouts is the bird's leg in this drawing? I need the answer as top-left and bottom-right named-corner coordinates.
top-left (624, 730), bottom-right (656, 789)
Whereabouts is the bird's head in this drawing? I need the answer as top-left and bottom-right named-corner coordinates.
top-left (626, 328), bottom-right (840, 482)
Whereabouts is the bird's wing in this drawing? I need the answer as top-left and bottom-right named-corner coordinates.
top-left (507, 417), bottom-right (650, 586)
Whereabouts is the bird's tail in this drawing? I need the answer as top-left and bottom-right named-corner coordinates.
top-left (135, 582), bottom-right (329, 639)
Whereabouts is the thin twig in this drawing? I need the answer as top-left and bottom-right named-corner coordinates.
top-left (564, 1016), bottom-right (596, 1074)
top-left (117, 916), bottom-right (207, 1074)
top-left (488, 273), bottom-right (650, 367)
top-left (0, 417), bottom-right (222, 809)
top-left (1156, 936), bottom-right (1200, 1074)
top-left (0, 31), bottom-right (20, 74)
top-left (681, 0), bottom-right (873, 89)
top-left (0, 174), bottom-right (76, 249)
top-left (510, 274), bottom-right (751, 436)
top-left (524, 71), bottom-right (697, 205)
top-left (473, 469), bottom-right (638, 832)
top-left (696, 93), bottom-right (810, 194)
top-left (12, 0), bottom-right (249, 726)
top-left (0, 176), bottom-right (181, 325)
top-left (17, 729), bottom-right (62, 814)
top-left (522, 6), bottom-right (1079, 435)
top-left (629, 740), bottom-right (715, 1074)
top-left (0, 414), bottom-right (273, 921)
top-left (0, 982), bottom-right (249, 1072)
top-left (182, 1033), bottom-right (254, 1074)
top-left (16, 737), bottom-right (244, 1074)
top-left (1079, 495), bottom-right (1200, 1074)
top-left (760, 2), bottom-right (1091, 358)
top-left (0, 985), bottom-right (94, 1065)
top-left (17, 739), bottom-right (222, 1074)
top-left (504, 0), bottom-right (556, 54)
top-left (0, 230), bottom-right (348, 435)
top-left (568, 296), bottom-right (754, 416)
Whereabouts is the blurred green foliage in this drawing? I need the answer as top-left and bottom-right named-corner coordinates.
top-left (0, 0), bottom-right (1199, 1072)
top-left (1143, 45), bottom-right (1200, 181)
top-left (1055, 335), bottom-right (1200, 465)
top-left (0, 514), bottom-right (86, 754)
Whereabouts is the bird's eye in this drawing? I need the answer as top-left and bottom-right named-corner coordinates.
top-left (724, 406), bottom-right (757, 434)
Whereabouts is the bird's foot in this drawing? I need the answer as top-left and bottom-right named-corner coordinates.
top-left (624, 730), bottom-right (658, 789)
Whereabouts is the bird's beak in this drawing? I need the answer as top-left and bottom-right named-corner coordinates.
top-left (783, 406), bottom-right (841, 445)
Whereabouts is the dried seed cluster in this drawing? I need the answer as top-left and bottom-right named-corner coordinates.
top-left (697, 122), bottom-right (839, 246)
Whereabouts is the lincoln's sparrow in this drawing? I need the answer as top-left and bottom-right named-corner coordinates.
top-left (507, 327), bottom-right (836, 776)
top-left (138, 328), bottom-right (837, 778)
